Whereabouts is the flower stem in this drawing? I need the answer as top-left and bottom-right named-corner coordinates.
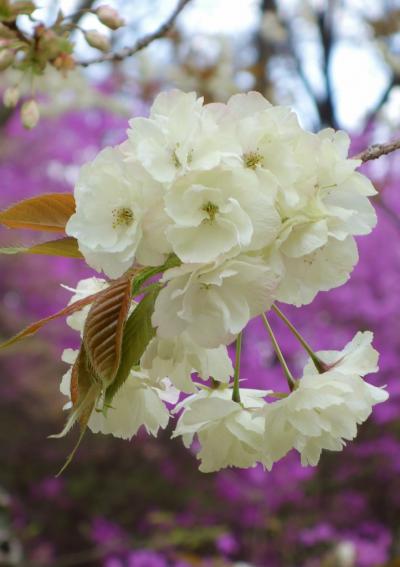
top-left (261, 313), bottom-right (296, 391)
top-left (271, 304), bottom-right (326, 374)
top-left (232, 332), bottom-right (242, 403)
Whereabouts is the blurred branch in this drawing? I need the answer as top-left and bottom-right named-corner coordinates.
top-left (0, 106), bottom-right (13, 128)
top-left (365, 76), bottom-right (398, 125)
top-left (253, 0), bottom-right (277, 95)
top-left (354, 139), bottom-right (400, 162)
top-left (78, 0), bottom-right (192, 67)
top-left (286, 28), bottom-right (322, 127)
top-left (70, 0), bottom-right (97, 26)
top-left (315, 8), bottom-right (337, 128)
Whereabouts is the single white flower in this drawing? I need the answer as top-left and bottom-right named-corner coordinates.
top-left (88, 371), bottom-right (178, 439)
top-left (209, 92), bottom-right (303, 185)
top-left (172, 387), bottom-right (269, 472)
top-left (66, 146), bottom-right (164, 278)
top-left (123, 90), bottom-right (232, 183)
top-left (152, 255), bottom-right (280, 348)
top-left (273, 235), bottom-right (359, 306)
top-left (62, 277), bottom-right (109, 334)
top-left (60, 353), bottom-right (178, 439)
top-left (164, 167), bottom-right (280, 263)
top-left (271, 129), bottom-right (376, 306)
top-left (141, 333), bottom-right (233, 393)
top-left (261, 332), bottom-right (388, 468)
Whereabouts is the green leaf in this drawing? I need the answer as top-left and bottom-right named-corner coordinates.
top-left (0, 237), bottom-right (83, 258)
top-left (104, 288), bottom-right (159, 407)
top-left (0, 246), bottom-right (26, 255)
top-left (130, 254), bottom-right (181, 297)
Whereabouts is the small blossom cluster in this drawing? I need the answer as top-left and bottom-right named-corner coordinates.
top-left (61, 90), bottom-right (387, 472)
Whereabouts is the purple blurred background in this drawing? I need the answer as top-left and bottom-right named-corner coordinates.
top-left (1, 1), bottom-right (400, 566)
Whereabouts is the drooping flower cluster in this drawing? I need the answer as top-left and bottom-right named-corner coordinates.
top-left (60, 89), bottom-right (387, 472)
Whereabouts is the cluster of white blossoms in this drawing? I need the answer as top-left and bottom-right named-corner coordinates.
top-left (61, 89), bottom-right (388, 472)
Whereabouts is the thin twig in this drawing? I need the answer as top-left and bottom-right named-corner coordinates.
top-left (354, 139), bottom-right (400, 162)
top-left (70, 0), bottom-right (97, 26)
top-left (271, 305), bottom-right (325, 374)
top-left (78, 0), bottom-right (192, 67)
top-left (232, 332), bottom-right (242, 403)
top-left (261, 313), bottom-right (296, 391)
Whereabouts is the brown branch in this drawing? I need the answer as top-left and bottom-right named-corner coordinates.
top-left (70, 0), bottom-right (97, 26)
top-left (78, 0), bottom-right (191, 67)
top-left (353, 139), bottom-right (400, 162)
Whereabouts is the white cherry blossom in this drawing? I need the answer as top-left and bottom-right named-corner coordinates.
top-left (164, 167), bottom-right (280, 263)
top-left (261, 332), bottom-right (388, 468)
top-left (272, 235), bottom-right (359, 306)
top-left (271, 129), bottom-right (377, 305)
top-left (66, 146), bottom-right (165, 278)
top-left (173, 386), bottom-right (269, 472)
top-left (60, 355), bottom-right (178, 439)
top-left (152, 255), bottom-right (281, 348)
top-left (210, 92), bottom-right (304, 185)
top-left (123, 90), bottom-right (233, 183)
top-left (53, 88), bottom-right (386, 473)
top-left (141, 333), bottom-right (233, 393)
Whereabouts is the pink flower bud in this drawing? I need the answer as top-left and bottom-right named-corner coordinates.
top-left (20, 99), bottom-right (40, 129)
top-left (3, 85), bottom-right (19, 108)
top-left (0, 49), bottom-right (14, 71)
top-left (84, 30), bottom-right (111, 52)
top-left (96, 5), bottom-right (125, 30)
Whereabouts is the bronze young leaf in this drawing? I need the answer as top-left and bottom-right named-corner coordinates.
top-left (83, 275), bottom-right (134, 387)
top-left (0, 193), bottom-right (76, 232)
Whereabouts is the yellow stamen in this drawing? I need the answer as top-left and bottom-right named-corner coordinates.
top-left (112, 207), bottom-right (134, 229)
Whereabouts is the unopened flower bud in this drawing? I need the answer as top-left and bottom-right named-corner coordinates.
top-left (53, 52), bottom-right (75, 75)
top-left (96, 5), bottom-right (125, 30)
top-left (84, 29), bottom-right (111, 52)
top-left (20, 99), bottom-right (40, 129)
top-left (3, 85), bottom-right (19, 108)
top-left (0, 48), bottom-right (14, 70)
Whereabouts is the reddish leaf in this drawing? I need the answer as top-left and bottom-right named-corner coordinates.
top-left (0, 286), bottom-right (109, 351)
top-left (0, 193), bottom-right (76, 232)
top-left (83, 275), bottom-right (133, 387)
top-left (53, 346), bottom-right (100, 476)
top-left (70, 346), bottom-right (97, 408)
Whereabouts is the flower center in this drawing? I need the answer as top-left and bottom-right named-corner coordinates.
top-left (112, 207), bottom-right (134, 229)
top-left (243, 151), bottom-right (263, 169)
top-left (201, 201), bottom-right (219, 222)
top-left (171, 149), bottom-right (182, 168)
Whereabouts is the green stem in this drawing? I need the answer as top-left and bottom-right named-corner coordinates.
top-left (261, 313), bottom-right (296, 391)
top-left (232, 332), bottom-right (242, 403)
top-left (271, 304), bottom-right (326, 374)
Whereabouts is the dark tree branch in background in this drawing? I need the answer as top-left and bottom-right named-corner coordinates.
top-left (70, 0), bottom-right (97, 26)
top-left (354, 139), bottom-right (400, 162)
top-left (281, 2), bottom-right (338, 130)
top-left (285, 26), bottom-right (322, 130)
top-left (365, 76), bottom-right (398, 126)
top-left (78, 0), bottom-right (191, 67)
top-left (315, 7), bottom-right (337, 128)
top-left (253, 0), bottom-right (278, 95)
